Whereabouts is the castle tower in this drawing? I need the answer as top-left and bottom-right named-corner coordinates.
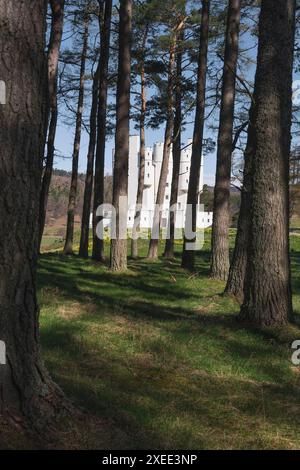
top-left (111, 136), bottom-right (212, 230)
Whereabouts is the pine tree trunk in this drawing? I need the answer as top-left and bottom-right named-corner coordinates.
top-left (163, 34), bottom-right (183, 260)
top-left (181, 0), bottom-right (210, 271)
top-left (0, 0), bottom-right (64, 426)
top-left (224, 103), bottom-right (255, 301)
top-left (131, 28), bottom-right (148, 259)
top-left (110, 0), bottom-right (132, 272)
top-left (92, 0), bottom-right (112, 262)
top-left (240, 0), bottom-right (295, 326)
top-left (147, 40), bottom-right (176, 260)
top-left (79, 65), bottom-right (100, 258)
top-left (210, 0), bottom-right (241, 280)
top-left (131, 66), bottom-right (146, 259)
top-left (39, 107), bottom-right (58, 251)
top-left (38, 0), bottom-right (65, 252)
top-left (47, 0), bottom-right (65, 110)
top-left (63, 16), bottom-right (89, 255)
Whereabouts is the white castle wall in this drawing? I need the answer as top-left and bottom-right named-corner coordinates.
top-left (127, 135), bottom-right (212, 230)
top-left (96, 135), bottom-right (213, 231)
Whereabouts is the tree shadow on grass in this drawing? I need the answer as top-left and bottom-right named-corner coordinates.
top-left (38, 253), bottom-right (210, 312)
top-left (40, 311), bottom-right (300, 449)
top-left (38, 256), bottom-right (300, 385)
top-left (37, 250), bottom-right (300, 449)
top-left (38, 252), bottom-right (300, 337)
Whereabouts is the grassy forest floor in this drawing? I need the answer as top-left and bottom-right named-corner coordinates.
top-left (2, 231), bottom-right (300, 449)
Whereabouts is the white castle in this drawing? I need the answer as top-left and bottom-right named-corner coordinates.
top-left (124, 135), bottom-right (212, 230)
top-left (94, 135), bottom-right (213, 232)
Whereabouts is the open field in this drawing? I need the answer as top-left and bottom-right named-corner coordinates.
top-left (4, 232), bottom-right (294, 449)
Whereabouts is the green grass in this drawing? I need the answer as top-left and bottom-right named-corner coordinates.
top-left (291, 215), bottom-right (300, 230)
top-left (36, 232), bottom-right (300, 449)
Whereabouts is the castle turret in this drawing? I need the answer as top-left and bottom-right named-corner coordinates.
top-left (153, 142), bottom-right (164, 162)
top-left (110, 136), bottom-right (211, 231)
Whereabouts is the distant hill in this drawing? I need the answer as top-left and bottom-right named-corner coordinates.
top-left (45, 169), bottom-right (113, 228)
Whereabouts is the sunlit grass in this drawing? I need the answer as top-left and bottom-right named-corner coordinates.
top-left (35, 233), bottom-right (300, 449)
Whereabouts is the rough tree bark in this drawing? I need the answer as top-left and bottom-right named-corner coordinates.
top-left (0, 0), bottom-right (64, 426)
top-left (79, 64), bottom-right (100, 258)
top-left (163, 31), bottom-right (183, 260)
top-left (240, 0), bottom-right (296, 326)
top-left (224, 103), bottom-right (255, 301)
top-left (181, 0), bottom-right (210, 271)
top-left (131, 26), bottom-right (148, 259)
top-left (63, 14), bottom-right (89, 255)
top-left (210, 0), bottom-right (241, 280)
top-left (110, 0), bottom-right (132, 271)
top-left (147, 26), bottom-right (180, 260)
top-left (38, 0), bottom-right (65, 251)
top-left (92, 0), bottom-right (112, 262)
